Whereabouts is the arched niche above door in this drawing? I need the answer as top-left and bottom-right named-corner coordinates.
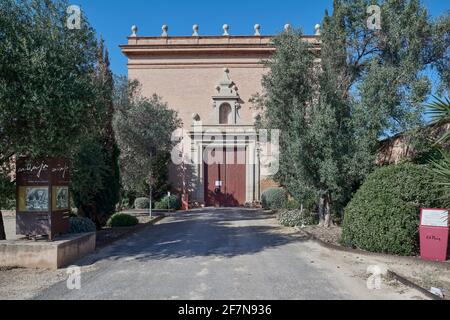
top-left (219, 103), bottom-right (232, 124)
top-left (212, 68), bottom-right (241, 125)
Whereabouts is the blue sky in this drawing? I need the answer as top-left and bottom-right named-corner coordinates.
top-left (75, 0), bottom-right (449, 77)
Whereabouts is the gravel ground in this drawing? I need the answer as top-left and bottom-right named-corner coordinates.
top-left (0, 210), bottom-right (164, 300)
top-left (302, 225), bottom-right (342, 245)
top-left (298, 224), bottom-right (450, 299)
top-left (0, 267), bottom-right (67, 300)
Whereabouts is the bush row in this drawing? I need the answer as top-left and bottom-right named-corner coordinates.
top-left (155, 195), bottom-right (180, 210)
top-left (134, 197), bottom-right (151, 209)
top-left (69, 213), bottom-right (140, 232)
top-left (69, 217), bottom-right (97, 233)
top-left (134, 195), bottom-right (180, 210)
top-left (107, 213), bottom-right (139, 227)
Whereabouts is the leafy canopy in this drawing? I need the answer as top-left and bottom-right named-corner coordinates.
top-left (113, 77), bottom-right (181, 192)
top-left (258, 0), bottom-right (449, 219)
top-left (0, 0), bottom-right (99, 161)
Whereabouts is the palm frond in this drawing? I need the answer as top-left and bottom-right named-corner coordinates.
top-left (435, 130), bottom-right (450, 145)
top-left (426, 96), bottom-right (450, 124)
top-left (429, 150), bottom-right (450, 188)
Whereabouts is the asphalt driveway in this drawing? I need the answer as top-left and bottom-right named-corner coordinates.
top-left (34, 208), bottom-right (426, 300)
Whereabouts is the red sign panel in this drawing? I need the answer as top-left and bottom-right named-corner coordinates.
top-left (420, 209), bottom-right (449, 262)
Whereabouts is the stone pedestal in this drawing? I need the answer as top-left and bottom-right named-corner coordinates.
top-left (0, 232), bottom-right (96, 270)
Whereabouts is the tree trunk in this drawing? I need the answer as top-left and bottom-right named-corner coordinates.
top-left (0, 210), bottom-right (6, 240)
top-left (318, 193), bottom-right (332, 228)
top-left (318, 196), bottom-right (325, 227)
top-left (117, 194), bottom-right (123, 212)
top-left (324, 198), bottom-right (331, 228)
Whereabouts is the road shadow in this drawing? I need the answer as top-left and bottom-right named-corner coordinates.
top-left (77, 208), bottom-right (309, 266)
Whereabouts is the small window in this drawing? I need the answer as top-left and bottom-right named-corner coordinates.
top-left (219, 103), bottom-right (232, 124)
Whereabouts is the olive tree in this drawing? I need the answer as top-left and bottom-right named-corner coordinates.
top-left (259, 0), bottom-right (449, 227)
top-left (0, 0), bottom-right (99, 238)
top-left (113, 77), bottom-right (181, 215)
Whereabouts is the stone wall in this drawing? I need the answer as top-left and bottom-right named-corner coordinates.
top-left (377, 123), bottom-right (450, 165)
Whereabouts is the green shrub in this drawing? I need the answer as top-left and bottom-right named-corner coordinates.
top-left (287, 187), bottom-right (319, 212)
top-left (134, 197), bottom-right (150, 209)
top-left (261, 188), bottom-right (288, 210)
top-left (278, 209), bottom-right (319, 227)
top-left (0, 172), bottom-right (15, 210)
top-left (341, 163), bottom-right (445, 256)
top-left (3, 198), bottom-right (15, 210)
top-left (283, 199), bottom-right (300, 210)
top-left (107, 213), bottom-right (139, 227)
top-left (69, 217), bottom-right (97, 233)
top-left (155, 195), bottom-right (180, 210)
top-left (71, 140), bottom-right (120, 228)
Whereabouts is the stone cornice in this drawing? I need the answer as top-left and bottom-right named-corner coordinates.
top-left (120, 35), bottom-right (320, 58)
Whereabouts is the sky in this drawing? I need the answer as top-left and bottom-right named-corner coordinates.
top-left (75, 0), bottom-right (449, 77)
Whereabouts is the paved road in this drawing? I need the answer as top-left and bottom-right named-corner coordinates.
top-left (35, 208), bottom-right (421, 300)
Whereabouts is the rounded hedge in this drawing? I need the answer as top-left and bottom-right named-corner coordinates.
top-left (341, 163), bottom-right (445, 256)
top-left (155, 195), bottom-right (180, 210)
top-left (69, 217), bottom-right (97, 233)
top-left (261, 188), bottom-right (288, 210)
top-left (134, 197), bottom-right (150, 209)
top-left (107, 213), bottom-right (139, 228)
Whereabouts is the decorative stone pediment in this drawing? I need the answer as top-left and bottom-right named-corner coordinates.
top-left (213, 68), bottom-right (239, 99)
top-left (211, 68), bottom-right (241, 125)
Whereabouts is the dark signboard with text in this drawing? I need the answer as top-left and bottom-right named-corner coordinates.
top-left (16, 157), bottom-right (70, 240)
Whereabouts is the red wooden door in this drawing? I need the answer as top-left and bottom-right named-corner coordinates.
top-left (204, 147), bottom-right (246, 207)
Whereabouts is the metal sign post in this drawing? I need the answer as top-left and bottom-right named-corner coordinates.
top-left (167, 191), bottom-right (171, 212)
top-left (149, 182), bottom-right (152, 218)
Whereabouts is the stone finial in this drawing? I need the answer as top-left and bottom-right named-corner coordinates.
top-left (219, 68), bottom-right (233, 87)
top-left (192, 24), bottom-right (199, 37)
top-left (252, 112), bottom-right (261, 121)
top-left (161, 24), bottom-right (168, 37)
top-left (223, 24), bottom-right (230, 36)
top-left (254, 24), bottom-right (261, 36)
top-left (284, 24), bottom-right (291, 32)
top-left (192, 113), bottom-right (200, 121)
top-left (131, 25), bottom-right (138, 37)
top-left (315, 24), bottom-right (321, 36)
